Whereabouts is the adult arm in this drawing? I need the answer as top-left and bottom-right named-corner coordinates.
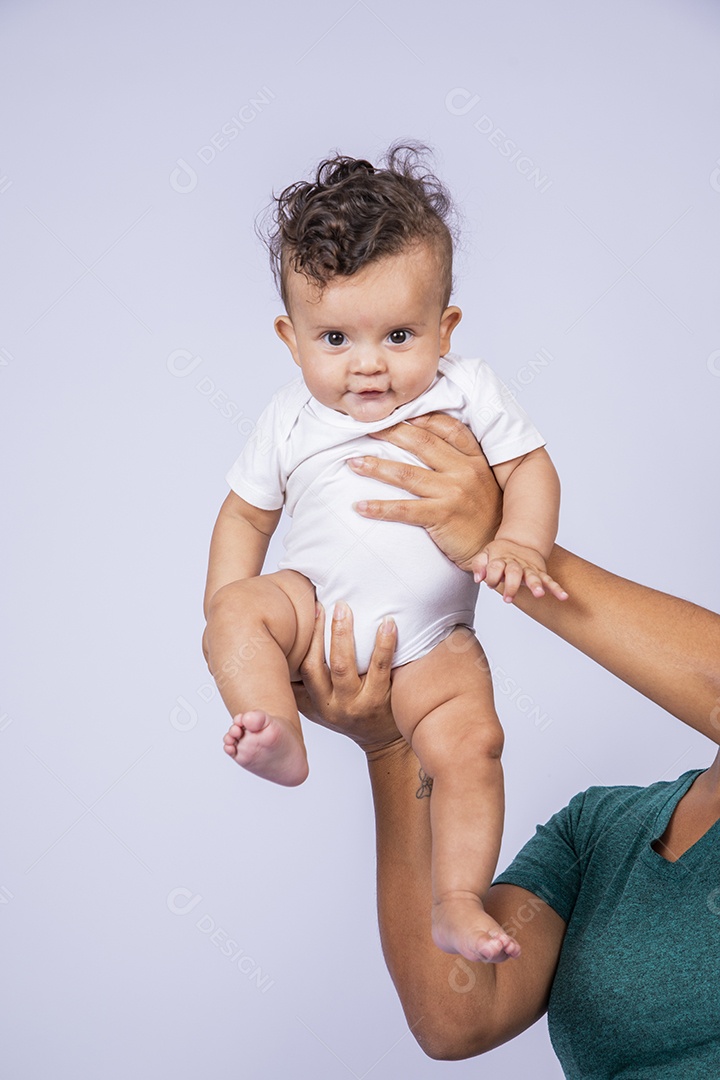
top-left (512, 547), bottom-right (720, 745)
top-left (295, 611), bottom-right (567, 1060)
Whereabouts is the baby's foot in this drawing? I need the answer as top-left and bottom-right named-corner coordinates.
top-left (223, 711), bottom-right (308, 787)
top-left (432, 893), bottom-right (521, 963)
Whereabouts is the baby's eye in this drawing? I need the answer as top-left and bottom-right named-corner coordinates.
top-left (388, 329), bottom-right (412, 345)
top-left (323, 331), bottom-right (346, 347)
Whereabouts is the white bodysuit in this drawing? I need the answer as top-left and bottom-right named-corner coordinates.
top-left (226, 353), bottom-right (545, 673)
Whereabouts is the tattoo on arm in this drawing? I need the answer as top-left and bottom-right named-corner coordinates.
top-left (416, 769), bottom-right (433, 799)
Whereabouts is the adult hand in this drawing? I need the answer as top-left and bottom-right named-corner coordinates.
top-left (348, 413), bottom-right (502, 572)
top-left (292, 601), bottom-right (405, 758)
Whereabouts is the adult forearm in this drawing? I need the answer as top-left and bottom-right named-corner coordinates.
top-left (511, 547), bottom-right (720, 743)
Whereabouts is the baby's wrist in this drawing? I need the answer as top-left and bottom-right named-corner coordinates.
top-left (486, 533), bottom-right (553, 564)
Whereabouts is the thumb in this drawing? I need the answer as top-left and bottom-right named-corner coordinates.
top-left (471, 550), bottom-right (489, 584)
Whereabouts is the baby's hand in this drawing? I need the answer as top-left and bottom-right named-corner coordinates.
top-left (472, 540), bottom-right (568, 603)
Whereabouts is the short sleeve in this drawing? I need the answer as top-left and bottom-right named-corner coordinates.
top-left (469, 362), bottom-right (546, 466)
top-left (224, 394), bottom-right (287, 511)
top-left (493, 792), bottom-right (587, 924)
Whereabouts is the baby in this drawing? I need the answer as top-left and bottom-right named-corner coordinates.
top-left (202, 145), bottom-right (566, 964)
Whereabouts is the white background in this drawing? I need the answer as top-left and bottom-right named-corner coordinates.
top-left (2, 1), bottom-right (720, 1076)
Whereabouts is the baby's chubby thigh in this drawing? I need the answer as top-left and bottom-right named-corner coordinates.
top-left (262, 569), bottom-right (318, 679)
top-left (221, 569), bottom-right (317, 682)
top-left (391, 629), bottom-right (501, 770)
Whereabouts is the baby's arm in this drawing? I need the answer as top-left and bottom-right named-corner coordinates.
top-left (473, 447), bottom-right (567, 603)
top-left (203, 491), bottom-right (281, 618)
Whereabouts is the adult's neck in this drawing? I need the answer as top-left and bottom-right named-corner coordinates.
top-left (690, 747), bottom-right (720, 807)
top-left (696, 747), bottom-right (720, 798)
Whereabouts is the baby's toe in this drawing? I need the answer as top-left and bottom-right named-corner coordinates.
top-left (477, 936), bottom-right (505, 961)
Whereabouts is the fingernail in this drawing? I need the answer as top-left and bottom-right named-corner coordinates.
top-left (333, 601), bottom-right (347, 621)
top-left (353, 500), bottom-right (368, 513)
top-left (347, 456), bottom-right (365, 468)
top-left (474, 573), bottom-right (481, 583)
top-left (315, 602), bottom-right (322, 619)
top-left (380, 616), bottom-right (395, 635)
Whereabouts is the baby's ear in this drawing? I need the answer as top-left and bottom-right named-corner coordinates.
top-left (439, 305), bottom-right (462, 353)
top-left (274, 315), bottom-right (301, 365)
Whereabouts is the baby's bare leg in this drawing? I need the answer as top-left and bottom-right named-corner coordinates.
top-left (205, 570), bottom-right (316, 786)
top-left (391, 630), bottom-right (519, 963)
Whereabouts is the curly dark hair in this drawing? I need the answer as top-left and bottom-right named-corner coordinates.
top-left (258, 142), bottom-right (457, 311)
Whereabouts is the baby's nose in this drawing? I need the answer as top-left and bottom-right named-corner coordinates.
top-left (352, 348), bottom-right (386, 373)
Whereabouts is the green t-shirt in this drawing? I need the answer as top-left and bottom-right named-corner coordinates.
top-left (494, 768), bottom-right (720, 1078)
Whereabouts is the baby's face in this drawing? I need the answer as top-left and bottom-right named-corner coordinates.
top-left (274, 243), bottom-right (462, 422)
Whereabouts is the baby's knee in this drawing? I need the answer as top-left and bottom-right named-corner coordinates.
top-left (205, 573), bottom-right (315, 669)
top-left (466, 721), bottom-right (504, 762)
top-left (207, 578), bottom-right (265, 622)
top-left (416, 713), bottom-right (504, 776)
